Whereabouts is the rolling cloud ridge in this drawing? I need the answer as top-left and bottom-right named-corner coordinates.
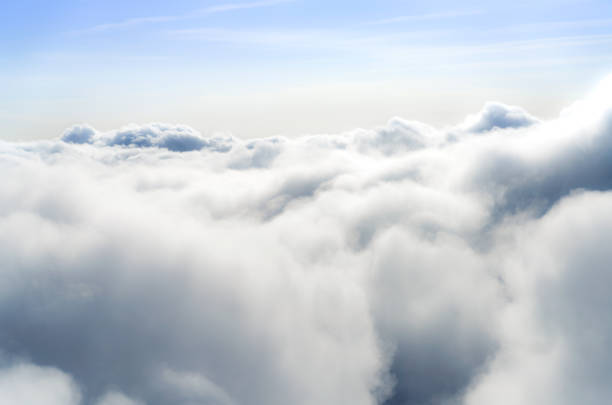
top-left (2, 75), bottom-right (612, 405)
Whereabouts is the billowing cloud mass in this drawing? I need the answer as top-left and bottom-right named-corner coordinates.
top-left (61, 123), bottom-right (234, 152)
top-left (2, 75), bottom-right (612, 405)
top-left (459, 102), bottom-right (540, 134)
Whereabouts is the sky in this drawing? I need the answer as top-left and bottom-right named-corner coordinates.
top-left (3, 0), bottom-right (612, 139)
top-left (5, 3), bottom-right (612, 405)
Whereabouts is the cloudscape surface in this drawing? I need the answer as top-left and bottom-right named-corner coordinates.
top-left (3, 1), bottom-right (612, 405)
top-left (2, 73), bottom-right (612, 404)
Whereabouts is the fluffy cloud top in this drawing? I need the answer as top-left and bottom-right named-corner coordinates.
top-left (62, 123), bottom-right (234, 152)
top-left (0, 363), bottom-right (81, 405)
top-left (3, 75), bottom-right (612, 405)
top-left (60, 124), bottom-right (97, 144)
top-left (459, 101), bottom-right (540, 133)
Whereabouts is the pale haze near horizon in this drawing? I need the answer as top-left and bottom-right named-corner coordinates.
top-left (2, 0), bottom-right (612, 139)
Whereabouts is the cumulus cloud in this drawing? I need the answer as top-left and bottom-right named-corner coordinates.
top-left (61, 124), bottom-right (97, 144)
top-left (0, 362), bottom-right (81, 405)
top-left (459, 101), bottom-right (540, 133)
top-left (465, 191), bottom-right (612, 405)
top-left (61, 123), bottom-right (234, 152)
top-left (2, 75), bottom-right (612, 405)
top-left (95, 391), bottom-right (144, 405)
top-left (352, 118), bottom-right (438, 155)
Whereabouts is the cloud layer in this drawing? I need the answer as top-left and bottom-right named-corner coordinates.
top-left (3, 75), bottom-right (612, 405)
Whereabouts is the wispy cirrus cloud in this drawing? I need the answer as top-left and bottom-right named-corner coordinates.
top-left (87, 16), bottom-right (180, 32)
top-left (504, 17), bottom-right (612, 32)
top-left (366, 10), bottom-right (484, 26)
top-left (167, 26), bottom-right (612, 67)
top-left (196, 0), bottom-right (295, 14)
top-left (83, 0), bottom-right (296, 33)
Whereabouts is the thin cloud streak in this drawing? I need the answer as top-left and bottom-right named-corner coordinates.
top-left (166, 27), bottom-right (612, 78)
top-left (505, 17), bottom-right (612, 32)
top-left (168, 26), bottom-right (612, 63)
top-left (198, 0), bottom-right (295, 14)
top-left (88, 16), bottom-right (180, 32)
top-left (366, 10), bottom-right (484, 26)
top-left (83, 0), bottom-right (296, 33)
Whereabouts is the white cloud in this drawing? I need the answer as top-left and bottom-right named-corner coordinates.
top-left (2, 75), bottom-right (612, 405)
top-left (465, 191), bottom-right (612, 405)
top-left (95, 391), bottom-right (144, 405)
top-left (60, 124), bottom-right (97, 144)
top-left (0, 363), bottom-right (81, 405)
top-left (61, 123), bottom-right (234, 152)
top-left (458, 102), bottom-right (540, 133)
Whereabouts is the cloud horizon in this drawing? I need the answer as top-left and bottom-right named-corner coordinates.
top-left (1, 75), bottom-right (612, 405)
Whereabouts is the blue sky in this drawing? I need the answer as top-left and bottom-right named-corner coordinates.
top-left (3, 0), bottom-right (612, 139)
